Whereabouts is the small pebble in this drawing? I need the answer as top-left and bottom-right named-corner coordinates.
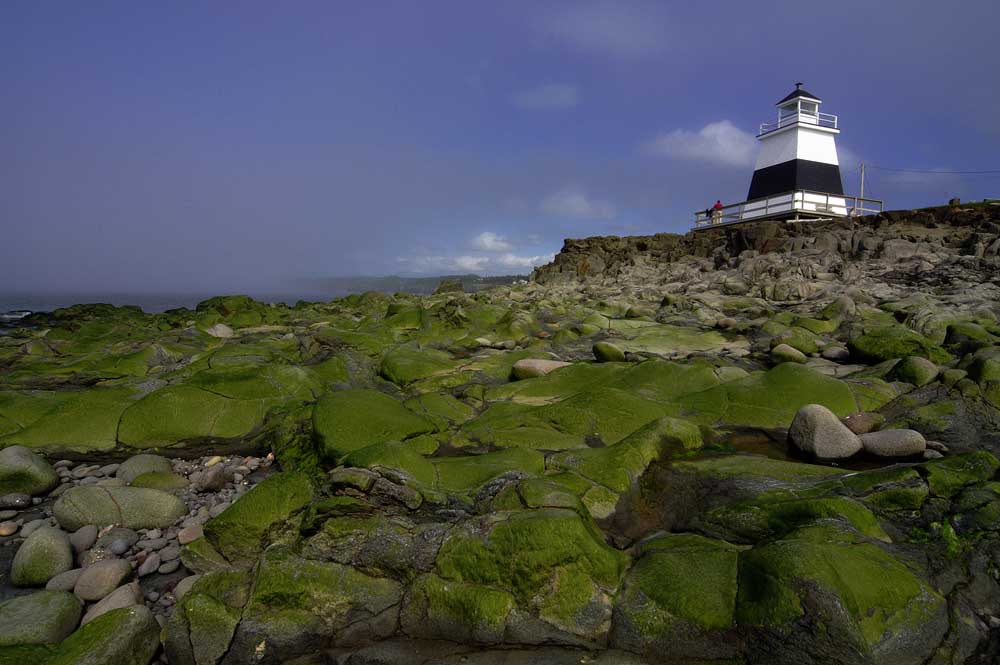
top-left (145, 529), bottom-right (162, 540)
top-left (109, 539), bottom-right (130, 555)
top-left (138, 553), bottom-right (161, 576)
top-left (204, 455), bottom-right (224, 468)
top-left (137, 537), bottom-right (168, 551)
top-left (0, 494), bottom-right (31, 509)
top-left (0, 510), bottom-right (17, 520)
top-left (158, 559), bottom-right (181, 574)
top-left (0, 521), bottom-right (18, 537)
top-left (177, 524), bottom-right (203, 545)
top-left (160, 545), bottom-right (180, 562)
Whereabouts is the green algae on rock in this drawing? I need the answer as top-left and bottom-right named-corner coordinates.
top-left (47, 606), bottom-right (160, 665)
top-left (203, 471), bottom-right (313, 565)
top-left (53, 486), bottom-right (187, 531)
top-left (312, 389), bottom-right (434, 459)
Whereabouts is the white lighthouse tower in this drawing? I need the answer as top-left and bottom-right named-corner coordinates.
top-left (694, 83), bottom-right (882, 228)
top-left (747, 83), bottom-right (842, 201)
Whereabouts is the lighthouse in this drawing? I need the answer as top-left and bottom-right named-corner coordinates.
top-left (694, 83), bottom-right (882, 228)
top-left (747, 83), bottom-right (843, 200)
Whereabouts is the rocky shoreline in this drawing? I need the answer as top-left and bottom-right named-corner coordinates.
top-left (2, 202), bottom-right (1000, 664)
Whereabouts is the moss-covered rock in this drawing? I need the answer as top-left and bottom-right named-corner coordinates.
top-left (0, 591), bottom-right (81, 646)
top-left (226, 550), bottom-right (401, 662)
top-left (0, 446), bottom-right (57, 496)
top-left (203, 471), bottom-right (313, 565)
top-left (433, 448), bottom-right (545, 494)
top-left (129, 470), bottom-right (189, 490)
top-left (0, 389), bottom-right (134, 454)
top-left (11, 526), bottom-right (74, 587)
top-left (164, 571), bottom-right (251, 665)
top-left (675, 363), bottom-right (858, 428)
top-left (53, 486), bottom-right (187, 531)
top-left (889, 356), bottom-right (939, 387)
top-left (593, 341), bottom-right (626, 363)
top-left (401, 573), bottom-right (514, 644)
top-left (341, 441), bottom-right (436, 486)
top-left (312, 389), bottom-right (434, 460)
top-left (736, 525), bottom-right (947, 663)
top-left (435, 508), bottom-right (627, 607)
top-left (848, 325), bottom-right (950, 364)
top-left (611, 534), bottom-right (741, 659)
top-left (48, 606), bottom-right (160, 665)
top-left (118, 385), bottom-right (266, 448)
top-left (379, 346), bottom-right (457, 387)
top-left (116, 453), bottom-right (172, 484)
top-left (548, 417), bottom-right (701, 492)
top-left (920, 451), bottom-right (1000, 499)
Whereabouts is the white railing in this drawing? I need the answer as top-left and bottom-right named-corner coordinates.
top-left (759, 111), bottom-right (838, 135)
top-left (693, 190), bottom-right (883, 229)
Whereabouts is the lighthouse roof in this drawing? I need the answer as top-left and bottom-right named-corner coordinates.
top-left (776, 84), bottom-right (821, 105)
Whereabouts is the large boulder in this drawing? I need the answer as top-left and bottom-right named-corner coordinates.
top-left (0, 446), bottom-right (58, 496)
top-left (48, 606), bottom-right (159, 665)
top-left (593, 342), bottom-right (627, 363)
top-left (11, 526), bottom-right (74, 587)
top-left (788, 404), bottom-right (863, 459)
top-left (0, 590), bottom-right (81, 646)
top-left (53, 486), bottom-right (187, 531)
top-left (889, 356), bottom-right (939, 387)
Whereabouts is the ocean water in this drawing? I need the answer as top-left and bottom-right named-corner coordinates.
top-left (0, 290), bottom-right (353, 316)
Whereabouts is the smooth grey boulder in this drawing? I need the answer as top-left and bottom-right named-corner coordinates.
top-left (46, 567), bottom-right (84, 592)
top-left (788, 404), bottom-right (863, 459)
top-left (0, 590), bottom-right (81, 646)
top-left (860, 429), bottom-right (927, 457)
top-left (69, 524), bottom-right (99, 553)
top-left (116, 454), bottom-right (173, 484)
top-left (74, 559), bottom-right (132, 601)
top-left (53, 486), bottom-right (186, 531)
top-left (0, 445), bottom-right (58, 496)
top-left (511, 358), bottom-right (571, 380)
top-left (11, 525), bottom-right (74, 587)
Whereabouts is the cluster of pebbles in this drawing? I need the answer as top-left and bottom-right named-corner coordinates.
top-left (0, 449), bottom-right (274, 626)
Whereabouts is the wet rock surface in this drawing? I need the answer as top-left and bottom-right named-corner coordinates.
top-left (2, 204), bottom-right (1000, 663)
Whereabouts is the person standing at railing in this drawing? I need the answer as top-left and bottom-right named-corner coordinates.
top-left (711, 200), bottom-right (723, 224)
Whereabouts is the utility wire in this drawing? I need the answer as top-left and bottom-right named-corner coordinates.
top-left (867, 165), bottom-right (1000, 175)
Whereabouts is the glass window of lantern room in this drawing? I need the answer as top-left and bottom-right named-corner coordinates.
top-left (800, 101), bottom-right (818, 116)
top-left (779, 103), bottom-right (797, 119)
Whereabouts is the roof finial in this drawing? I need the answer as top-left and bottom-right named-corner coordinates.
top-left (795, 81), bottom-right (803, 90)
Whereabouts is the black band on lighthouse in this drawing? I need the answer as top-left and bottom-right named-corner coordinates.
top-left (747, 159), bottom-right (844, 201)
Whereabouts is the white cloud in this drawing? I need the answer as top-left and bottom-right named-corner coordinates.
top-left (396, 251), bottom-right (555, 274)
top-left (541, 186), bottom-right (616, 219)
top-left (537, 1), bottom-right (669, 59)
top-left (497, 253), bottom-right (555, 269)
top-left (643, 120), bottom-right (757, 167)
top-left (511, 83), bottom-right (579, 110)
top-left (452, 255), bottom-right (491, 271)
top-left (471, 231), bottom-right (513, 252)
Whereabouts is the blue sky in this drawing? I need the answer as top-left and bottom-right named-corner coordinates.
top-left (3, 1), bottom-right (999, 293)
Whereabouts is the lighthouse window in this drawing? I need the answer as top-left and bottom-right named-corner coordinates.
top-left (800, 101), bottom-right (818, 116)
top-left (780, 104), bottom-right (797, 119)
